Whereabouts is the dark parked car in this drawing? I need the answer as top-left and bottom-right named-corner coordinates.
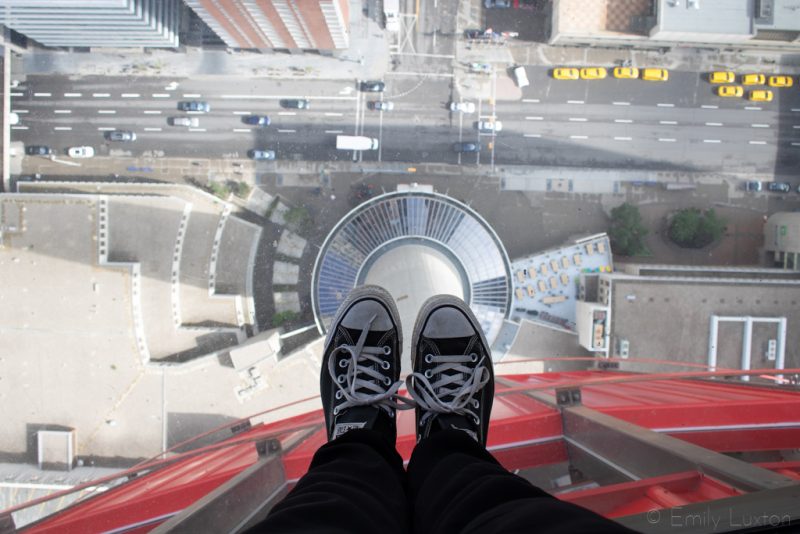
top-left (106, 130), bottom-right (137, 142)
top-left (243, 115), bottom-right (271, 126)
top-left (248, 149), bottom-right (276, 160)
top-left (279, 99), bottom-right (310, 109)
top-left (359, 80), bottom-right (385, 92)
top-left (453, 142), bottom-right (481, 153)
top-left (26, 145), bottom-right (51, 156)
top-left (368, 101), bottom-right (394, 111)
top-left (177, 101), bottom-right (210, 112)
top-left (767, 182), bottom-right (791, 193)
top-left (745, 181), bottom-right (762, 192)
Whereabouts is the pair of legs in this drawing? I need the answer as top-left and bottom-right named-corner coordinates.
top-left (250, 287), bottom-right (632, 533)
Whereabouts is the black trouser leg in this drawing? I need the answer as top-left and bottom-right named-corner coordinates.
top-left (250, 429), bottom-right (409, 534)
top-left (407, 429), bottom-right (635, 534)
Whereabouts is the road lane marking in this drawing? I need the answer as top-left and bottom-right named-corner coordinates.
top-left (278, 129), bottom-right (297, 133)
top-left (143, 110), bottom-right (162, 114)
top-left (613, 136), bottom-right (632, 141)
top-left (569, 117), bottom-right (588, 122)
top-left (11, 125), bottom-right (28, 130)
top-left (525, 116), bottom-right (543, 120)
top-left (567, 100), bottom-right (584, 104)
top-left (703, 139), bottom-right (722, 143)
top-left (325, 129), bottom-right (345, 134)
top-left (659, 120), bottom-right (677, 125)
top-left (612, 101), bottom-right (630, 106)
top-left (144, 127), bottom-right (162, 132)
top-left (121, 93), bottom-right (140, 98)
top-left (189, 128), bottom-right (207, 132)
top-left (64, 92), bottom-right (82, 97)
top-left (97, 127), bottom-right (115, 131)
top-left (570, 135), bottom-right (588, 139)
top-left (523, 133), bottom-right (542, 138)
top-left (792, 108), bottom-right (800, 112)
top-left (93, 93), bottom-right (111, 97)
top-left (278, 111), bottom-right (297, 116)
top-left (98, 110), bottom-right (116, 114)
top-left (54, 109), bottom-right (72, 114)
top-left (705, 122), bottom-right (723, 126)
top-left (792, 142), bottom-right (800, 146)
top-left (54, 126), bottom-right (72, 131)
top-left (794, 125), bottom-right (800, 129)
top-left (659, 138), bottom-right (676, 142)
top-left (701, 105), bottom-right (718, 109)
top-left (186, 110), bottom-right (204, 114)
top-left (745, 106), bottom-right (762, 110)
top-left (233, 128), bottom-right (251, 132)
top-left (749, 141), bottom-right (767, 145)
top-left (233, 111), bottom-right (251, 115)
top-left (614, 119), bottom-right (633, 123)
top-left (657, 103), bottom-right (674, 107)
top-left (34, 92), bottom-right (51, 97)
top-left (152, 93), bottom-right (170, 98)
top-left (325, 112), bottom-right (344, 116)
top-left (751, 124), bottom-right (769, 128)
top-left (13, 109), bottom-right (28, 113)
top-left (183, 93), bottom-right (202, 98)
top-left (522, 98), bottom-right (540, 103)
top-left (221, 94), bottom-right (355, 100)
top-left (10, 92), bottom-right (24, 97)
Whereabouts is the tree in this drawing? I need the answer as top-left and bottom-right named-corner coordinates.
top-left (608, 203), bottom-right (648, 256)
top-left (271, 310), bottom-right (298, 327)
top-left (669, 208), bottom-right (726, 248)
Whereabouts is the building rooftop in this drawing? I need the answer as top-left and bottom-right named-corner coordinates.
top-left (608, 276), bottom-right (800, 374)
top-left (754, 0), bottom-right (800, 31)
top-left (654, 0), bottom-right (753, 37)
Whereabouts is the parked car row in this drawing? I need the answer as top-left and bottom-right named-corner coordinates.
top-left (552, 67), bottom-right (669, 81)
top-left (709, 71), bottom-right (793, 88)
top-left (746, 181), bottom-right (799, 193)
top-left (26, 145), bottom-right (95, 158)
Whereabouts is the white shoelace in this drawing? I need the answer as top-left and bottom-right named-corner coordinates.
top-left (406, 352), bottom-right (491, 428)
top-left (328, 314), bottom-right (416, 416)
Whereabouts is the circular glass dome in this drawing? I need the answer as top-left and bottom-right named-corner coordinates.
top-left (312, 191), bottom-right (512, 373)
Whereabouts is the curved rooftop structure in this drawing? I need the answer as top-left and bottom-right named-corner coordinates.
top-left (312, 191), bottom-right (512, 370)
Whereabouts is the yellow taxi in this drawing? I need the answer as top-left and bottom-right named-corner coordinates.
top-left (768, 75), bottom-right (793, 88)
top-left (553, 67), bottom-right (579, 80)
top-left (717, 85), bottom-right (743, 98)
top-left (641, 68), bottom-right (669, 81)
top-left (741, 73), bottom-right (766, 85)
top-left (613, 67), bottom-right (639, 79)
top-left (748, 89), bottom-right (774, 102)
top-left (579, 67), bottom-right (607, 80)
top-left (709, 71), bottom-right (734, 84)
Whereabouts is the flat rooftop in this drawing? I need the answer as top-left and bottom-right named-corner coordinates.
top-left (609, 277), bottom-right (800, 374)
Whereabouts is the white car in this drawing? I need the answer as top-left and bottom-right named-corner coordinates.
top-left (68, 146), bottom-right (95, 158)
top-left (171, 117), bottom-right (199, 127)
top-left (9, 112), bottom-right (19, 125)
top-left (449, 101), bottom-right (476, 113)
top-left (513, 66), bottom-right (529, 88)
top-left (477, 120), bottom-right (503, 133)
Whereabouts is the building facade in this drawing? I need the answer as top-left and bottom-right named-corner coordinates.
top-left (183, 0), bottom-right (349, 51)
top-left (0, 0), bottom-right (181, 48)
top-left (764, 212), bottom-right (800, 271)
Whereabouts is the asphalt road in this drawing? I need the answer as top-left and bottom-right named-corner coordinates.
top-left (10, 65), bottom-right (800, 173)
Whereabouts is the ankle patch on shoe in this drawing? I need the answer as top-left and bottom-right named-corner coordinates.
top-left (332, 421), bottom-right (367, 439)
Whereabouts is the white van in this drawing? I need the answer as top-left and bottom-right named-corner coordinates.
top-left (513, 66), bottom-right (529, 88)
top-left (384, 0), bottom-right (400, 32)
top-left (336, 135), bottom-right (379, 150)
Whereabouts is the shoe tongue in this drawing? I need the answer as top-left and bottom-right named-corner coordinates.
top-left (433, 413), bottom-right (478, 443)
top-left (333, 405), bottom-right (391, 440)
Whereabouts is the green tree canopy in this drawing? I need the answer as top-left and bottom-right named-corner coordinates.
top-left (669, 208), bottom-right (726, 248)
top-left (608, 203), bottom-right (648, 256)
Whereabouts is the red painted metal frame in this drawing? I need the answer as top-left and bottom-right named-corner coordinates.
top-left (15, 370), bottom-right (800, 533)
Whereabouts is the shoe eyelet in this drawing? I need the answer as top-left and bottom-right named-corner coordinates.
top-left (384, 377), bottom-right (392, 386)
top-left (333, 407), bottom-right (340, 415)
top-left (383, 345), bottom-right (392, 355)
top-left (388, 408), bottom-right (395, 418)
top-left (424, 354), bottom-right (433, 364)
top-left (337, 375), bottom-right (346, 383)
top-left (424, 370), bottom-right (432, 379)
top-left (381, 360), bottom-right (391, 370)
top-left (473, 415), bottom-right (480, 424)
top-left (469, 353), bottom-right (478, 363)
top-left (472, 399), bottom-right (480, 408)
top-left (338, 359), bottom-right (349, 368)
top-left (335, 391), bottom-right (343, 399)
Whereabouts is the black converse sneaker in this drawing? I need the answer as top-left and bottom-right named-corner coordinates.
top-left (321, 285), bottom-right (415, 443)
top-left (407, 295), bottom-right (494, 445)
